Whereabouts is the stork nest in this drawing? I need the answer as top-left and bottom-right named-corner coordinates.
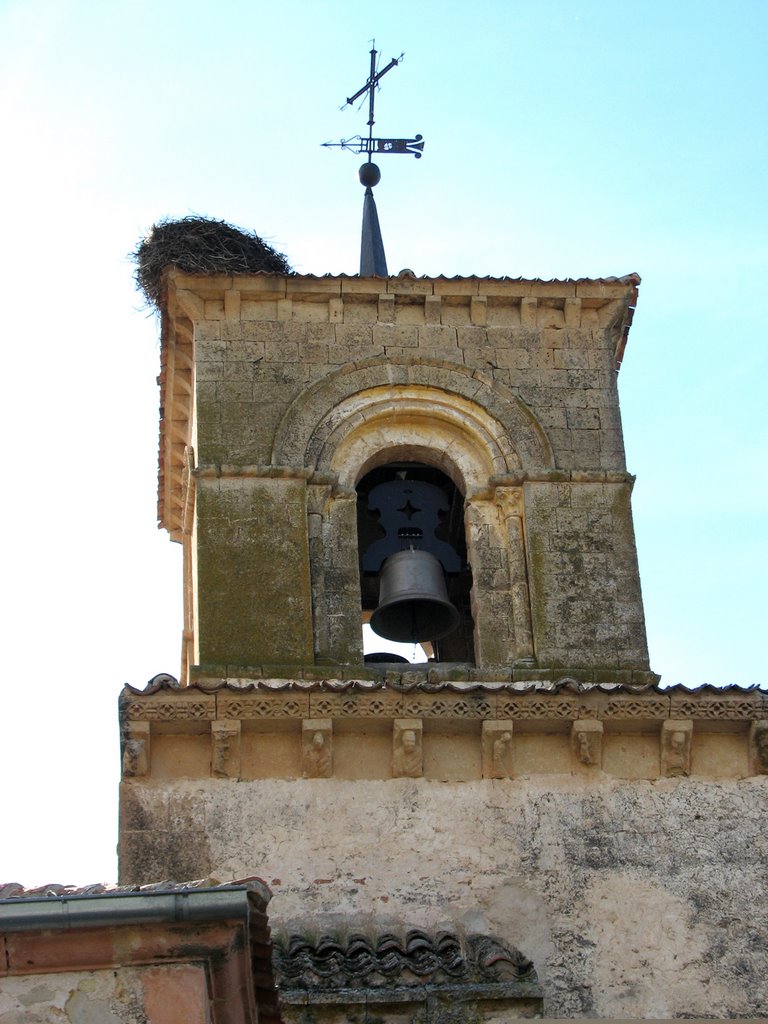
top-left (133, 216), bottom-right (291, 310)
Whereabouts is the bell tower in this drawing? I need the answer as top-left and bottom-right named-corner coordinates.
top-left (120, 245), bottom-right (768, 1020)
top-left (157, 267), bottom-right (650, 682)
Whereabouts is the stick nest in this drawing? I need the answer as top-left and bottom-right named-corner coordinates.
top-left (133, 216), bottom-right (291, 310)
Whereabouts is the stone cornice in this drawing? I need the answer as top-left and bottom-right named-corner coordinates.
top-left (120, 674), bottom-right (766, 726)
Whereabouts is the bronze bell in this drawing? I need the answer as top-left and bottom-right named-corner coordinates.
top-left (370, 549), bottom-right (459, 643)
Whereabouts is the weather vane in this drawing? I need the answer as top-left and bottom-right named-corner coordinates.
top-left (323, 43), bottom-right (424, 276)
top-left (322, 44), bottom-right (424, 161)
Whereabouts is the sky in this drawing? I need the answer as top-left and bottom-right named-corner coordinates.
top-left (0, 0), bottom-right (765, 886)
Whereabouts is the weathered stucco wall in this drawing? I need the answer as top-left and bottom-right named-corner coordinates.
top-left (0, 963), bottom-right (209, 1024)
top-left (120, 773), bottom-right (768, 1019)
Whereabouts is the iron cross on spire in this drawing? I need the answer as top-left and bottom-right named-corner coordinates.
top-left (322, 43), bottom-right (424, 160)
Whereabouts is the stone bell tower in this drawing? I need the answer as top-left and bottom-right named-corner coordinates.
top-left (120, 244), bottom-right (768, 1020)
top-left (161, 269), bottom-right (651, 681)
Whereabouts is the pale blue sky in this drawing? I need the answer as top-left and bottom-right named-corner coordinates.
top-left (0, 0), bottom-right (765, 884)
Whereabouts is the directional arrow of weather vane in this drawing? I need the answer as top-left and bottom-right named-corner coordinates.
top-left (322, 45), bottom-right (425, 160)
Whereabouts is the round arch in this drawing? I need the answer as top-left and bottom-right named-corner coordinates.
top-left (272, 357), bottom-right (554, 484)
top-left (322, 386), bottom-right (510, 494)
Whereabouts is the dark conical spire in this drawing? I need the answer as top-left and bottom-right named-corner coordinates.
top-left (360, 188), bottom-right (387, 276)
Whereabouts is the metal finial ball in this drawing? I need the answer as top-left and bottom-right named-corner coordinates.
top-left (359, 162), bottom-right (382, 188)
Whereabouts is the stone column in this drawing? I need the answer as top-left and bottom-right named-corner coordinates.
top-left (495, 487), bottom-right (535, 662)
top-left (320, 491), bottom-right (363, 664)
top-left (464, 497), bottom-right (514, 666)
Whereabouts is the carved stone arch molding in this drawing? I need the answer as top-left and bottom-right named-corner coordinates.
top-left (272, 357), bottom-right (554, 490)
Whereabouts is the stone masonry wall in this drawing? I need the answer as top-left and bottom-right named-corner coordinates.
top-left (191, 283), bottom-right (627, 475)
top-left (525, 480), bottom-right (648, 668)
top-left (120, 773), bottom-right (768, 1019)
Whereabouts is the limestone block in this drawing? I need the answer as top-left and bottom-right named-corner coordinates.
top-left (378, 293), bottom-right (395, 322)
top-left (418, 324), bottom-right (458, 351)
top-left (424, 294), bottom-right (442, 323)
top-left (328, 298), bottom-right (344, 322)
top-left (211, 720), bottom-right (241, 779)
top-left (373, 323), bottom-right (419, 348)
top-left (470, 295), bottom-right (488, 325)
top-left (749, 720), bottom-right (768, 775)
top-left (302, 719), bottom-right (333, 778)
top-left (571, 720), bottom-right (603, 767)
top-left (277, 298), bottom-right (292, 320)
top-left (564, 297), bottom-right (582, 326)
top-left (393, 718), bottom-right (423, 778)
top-left (482, 721), bottom-right (514, 779)
top-left (224, 289), bottom-right (241, 321)
top-left (520, 297), bottom-right (538, 326)
top-left (661, 719), bottom-right (693, 777)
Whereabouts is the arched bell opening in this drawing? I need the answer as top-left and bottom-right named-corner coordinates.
top-left (356, 462), bottom-right (475, 664)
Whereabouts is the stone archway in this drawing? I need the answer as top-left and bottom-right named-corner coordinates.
top-left (284, 361), bottom-right (545, 667)
top-left (272, 357), bottom-right (554, 479)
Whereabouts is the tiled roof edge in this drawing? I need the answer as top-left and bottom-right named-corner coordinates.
top-left (0, 876), bottom-right (271, 903)
top-left (120, 674), bottom-right (767, 698)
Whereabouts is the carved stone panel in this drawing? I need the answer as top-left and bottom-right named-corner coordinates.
top-left (571, 720), bottom-right (603, 768)
top-left (302, 719), bottom-right (333, 778)
top-left (482, 721), bottom-right (514, 779)
top-left (393, 718), bottom-right (423, 778)
top-left (661, 719), bottom-right (693, 777)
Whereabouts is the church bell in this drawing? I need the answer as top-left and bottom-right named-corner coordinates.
top-left (370, 548), bottom-right (460, 643)
top-left (362, 476), bottom-right (463, 645)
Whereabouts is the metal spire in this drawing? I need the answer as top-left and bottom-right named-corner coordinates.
top-left (323, 43), bottom-right (424, 276)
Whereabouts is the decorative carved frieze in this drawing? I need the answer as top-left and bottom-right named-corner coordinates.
top-left (219, 695), bottom-right (307, 719)
top-left (400, 696), bottom-right (493, 718)
top-left (310, 693), bottom-right (401, 718)
top-left (603, 698), bottom-right (669, 719)
top-left (123, 698), bottom-right (215, 721)
top-left (671, 699), bottom-right (759, 719)
top-left (498, 698), bottom-right (579, 719)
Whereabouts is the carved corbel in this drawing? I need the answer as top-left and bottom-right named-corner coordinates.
top-left (393, 718), bottom-right (423, 778)
top-left (661, 719), bottom-right (693, 777)
top-left (122, 722), bottom-right (150, 778)
top-left (211, 721), bottom-right (241, 779)
top-left (482, 721), bottom-right (513, 779)
top-left (571, 720), bottom-right (603, 768)
top-left (302, 719), bottom-right (333, 778)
